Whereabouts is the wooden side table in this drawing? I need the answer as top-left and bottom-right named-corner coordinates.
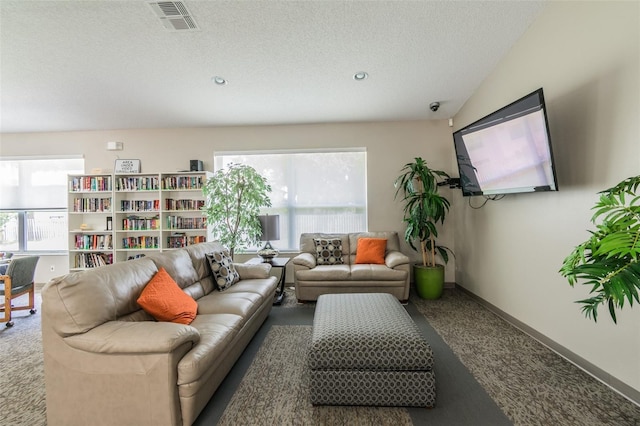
top-left (244, 256), bottom-right (291, 305)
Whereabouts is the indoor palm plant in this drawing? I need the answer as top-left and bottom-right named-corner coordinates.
top-left (394, 157), bottom-right (452, 299)
top-left (560, 175), bottom-right (640, 323)
top-left (202, 163), bottom-right (272, 258)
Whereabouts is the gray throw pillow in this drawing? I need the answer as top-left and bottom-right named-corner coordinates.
top-left (314, 238), bottom-right (344, 265)
top-left (206, 250), bottom-right (240, 291)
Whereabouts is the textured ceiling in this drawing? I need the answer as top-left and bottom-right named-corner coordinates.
top-left (0, 1), bottom-right (546, 133)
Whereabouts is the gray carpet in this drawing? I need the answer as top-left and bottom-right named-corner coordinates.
top-left (412, 290), bottom-right (640, 425)
top-left (2, 288), bottom-right (640, 425)
top-left (0, 294), bottom-right (46, 426)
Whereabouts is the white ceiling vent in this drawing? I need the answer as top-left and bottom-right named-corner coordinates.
top-left (148, 1), bottom-right (199, 31)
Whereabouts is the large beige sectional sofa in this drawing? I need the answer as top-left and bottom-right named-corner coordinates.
top-left (293, 231), bottom-right (411, 302)
top-left (41, 241), bottom-right (277, 426)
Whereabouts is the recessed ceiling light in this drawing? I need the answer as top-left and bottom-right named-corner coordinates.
top-left (353, 71), bottom-right (368, 81)
top-left (212, 76), bottom-right (228, 85)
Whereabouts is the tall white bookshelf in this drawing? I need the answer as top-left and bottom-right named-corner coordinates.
top-left (161, 172), bottom-right (209, 250)
top-left (68, 171), bottom-right (211, 270)
top-left (68, 174), bottom-right (115, 271)
top-left (114, 173), bottom-right (162, 263)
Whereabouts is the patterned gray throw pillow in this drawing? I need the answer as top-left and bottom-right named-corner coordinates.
top-left (206, 250), bottom-right (240, 291)
top-left (314, 238), bottom-right (344, 265)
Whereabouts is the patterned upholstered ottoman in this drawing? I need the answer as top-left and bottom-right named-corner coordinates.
top-left (308, 293), bottom-right (436, 407)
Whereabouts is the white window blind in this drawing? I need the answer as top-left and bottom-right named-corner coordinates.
top-left (214, 149), bottom-right (367, 250)
top-left (0, 157), bottom-right (84, 209)
top-left (0, 156), bottom-right (84, 252)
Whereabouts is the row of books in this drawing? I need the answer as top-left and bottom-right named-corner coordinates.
top-left (119, 199), bottom-right (160, 212)
top-left (165, 215), bottom-right (206, 230)
top-left (72, 197), bottom-right (112, 213)
top-left (122, 215), bottom-right (160, 230)
top-left (74, 234), bottom-right (113, 250)
top-left (115, 176), bottom-right (160, 191)
top-left (122, 236), bottom-right (159, 249)
top-left (165, 199), bottom-right (205, 211)
top-left (70, 176), bottom-right (113, 192)
top-left (166, 235), bottom-right (207, 248)
top-left (73, 252), bottom-right (113, 269)
top-left (162, 176), bottom-right (205, 190)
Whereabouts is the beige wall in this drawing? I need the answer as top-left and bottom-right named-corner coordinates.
top-left (0, 120), bottom-right (457, 284)
top-left (453, 2), bottom-right (639, 398)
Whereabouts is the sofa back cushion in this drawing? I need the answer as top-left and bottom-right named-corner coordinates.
top-left (349, 232), bottom-right (401, 264)
top-left (147, 249), bottom-right (202, 298)
top-left (299, 233), bottom-right (350, 265)
top-left (42, 257), bottom-right (159, 337)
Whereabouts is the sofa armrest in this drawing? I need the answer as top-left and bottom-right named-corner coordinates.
top-left (234, 263), bottom-right (272, 279)
top-left (293, 252), bottom-right (316, 269)
top-left (64, 320), bottom-right (200, 355)
top-left (385, 251), bottom-right (410, 269)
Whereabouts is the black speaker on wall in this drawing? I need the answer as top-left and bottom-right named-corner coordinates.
top-left (190, 160), bottom-right (204, 171)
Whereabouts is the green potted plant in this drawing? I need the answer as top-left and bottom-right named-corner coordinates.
top-left (202, 163), bottom-right (272, 259)
top-left (394, 157), bottom-right (452, 299)
top-left (560, 175), bottom-right (640, 323)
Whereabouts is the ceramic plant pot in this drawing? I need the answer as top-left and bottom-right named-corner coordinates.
top-left (414, 264), bottom-right (445, 299)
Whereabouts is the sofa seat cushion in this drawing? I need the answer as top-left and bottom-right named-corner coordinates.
top-left (296, 265), bottom-right (351, 281)
top-left (350, 264), bottom-right (408, 281)
top-left (223, 279), bottom-right (277, 301)
top-left (197, 291), bottom-right (263, 317)
top-left (177, 313), bottom-right (243, 385)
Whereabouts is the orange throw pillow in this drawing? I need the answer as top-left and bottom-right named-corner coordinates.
top-left (137, 267), bottom-right (197, 325)
top-left (355, 238), bottom-right (387, 264)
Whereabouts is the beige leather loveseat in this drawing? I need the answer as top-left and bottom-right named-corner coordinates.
top-left (293, 231), bottom-right (410, 302)
top-left (41, 241), bottom-right (277, 426)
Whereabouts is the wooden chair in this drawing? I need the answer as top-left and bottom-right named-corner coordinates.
top-left (0, 256), bottom-right (40, 327)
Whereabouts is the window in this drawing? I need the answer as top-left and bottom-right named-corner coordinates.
top-left (215, 149), bottom-right (367, 251)
top-left (0, 156), bottom-right (84, 252)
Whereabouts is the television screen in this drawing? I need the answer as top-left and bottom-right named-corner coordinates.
top-left (453, 88), bottom-right (558, 196)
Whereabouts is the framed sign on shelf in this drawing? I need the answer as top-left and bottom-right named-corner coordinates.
top-left (114, 159), bottom-right (141, 174)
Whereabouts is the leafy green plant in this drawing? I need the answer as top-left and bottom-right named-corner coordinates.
top-left (560, 175), bottom-right (640, 323)
top-left (202, 163), bottom-right (272, 258)
top-left (394, 157), bottom-right (452, 267)
top-left (0, 213), bottom-right (12, 229)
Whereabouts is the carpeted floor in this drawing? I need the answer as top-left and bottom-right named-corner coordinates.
top-left (0, 294), bottom-right (46, 426)
top-left (411, 290), bottom-right (640, 425)
top-left (2, 287), bottom-right (639, 425)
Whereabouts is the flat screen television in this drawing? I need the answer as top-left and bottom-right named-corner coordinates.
top-left (453, 88), bottom-right (558, 196)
